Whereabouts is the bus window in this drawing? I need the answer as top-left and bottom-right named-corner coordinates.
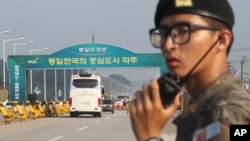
top-left (72, 79), bottom-right (98, 88)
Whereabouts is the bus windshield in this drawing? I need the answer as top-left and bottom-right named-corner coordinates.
top-left (72, 79), bottom-right (98, 88)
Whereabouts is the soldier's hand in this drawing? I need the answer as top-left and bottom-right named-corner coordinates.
top-left (129, 78), bottom-right (181, 141)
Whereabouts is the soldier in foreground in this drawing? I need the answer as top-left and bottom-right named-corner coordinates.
top-left (129, 0), bottom-right (250, 141)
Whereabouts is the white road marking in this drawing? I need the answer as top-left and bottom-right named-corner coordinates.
top-left (48, 136), bottom-right (64, 141)
top-left (105, 117), bottom-right (110, 119)
top-left (95, 121), bottom-right (101, 124)
top-left (77, 126), bottom-right (89, 131)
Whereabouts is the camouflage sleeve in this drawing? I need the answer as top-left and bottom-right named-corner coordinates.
top-left (213, 98), bottom-right (250, 128)
top-left (212, 83), bottom-right (250, 127)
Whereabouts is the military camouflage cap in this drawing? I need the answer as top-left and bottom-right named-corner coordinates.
top-left (155, 0), bottom-right (234, 30)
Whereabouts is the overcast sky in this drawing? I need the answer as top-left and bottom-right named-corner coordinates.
top-left (0, 0), bottom-right (249, 81)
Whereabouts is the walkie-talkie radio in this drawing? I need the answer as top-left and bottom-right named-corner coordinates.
top-left (157, 73), bottom-right (181, 106)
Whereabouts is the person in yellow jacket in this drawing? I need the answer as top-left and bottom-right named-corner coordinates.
top-left (125, 100), bottom-right (131, 114)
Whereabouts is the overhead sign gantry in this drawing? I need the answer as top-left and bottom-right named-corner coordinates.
top-left (7, 43), bottom-right (167, 101)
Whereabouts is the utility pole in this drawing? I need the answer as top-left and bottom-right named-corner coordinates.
top-left (240, 55), bottom-right (246, 88)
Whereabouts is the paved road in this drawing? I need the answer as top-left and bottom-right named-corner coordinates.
top-left (0, 110), bottom-right (180, 141)
top-left (161, 111), bottom-right (180, 141)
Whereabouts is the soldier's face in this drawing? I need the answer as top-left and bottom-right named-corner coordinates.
top-left (159, 14), bottom-right (220, 78)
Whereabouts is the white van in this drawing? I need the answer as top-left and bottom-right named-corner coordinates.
top-left (69, 74), bottom-right (104, 117)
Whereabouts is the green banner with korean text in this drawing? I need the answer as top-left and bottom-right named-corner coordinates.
top-left (8, 43), bottom-right (167, 101)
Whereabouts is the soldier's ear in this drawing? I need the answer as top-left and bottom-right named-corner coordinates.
top-left (216, 30), bottom-right (232, 52)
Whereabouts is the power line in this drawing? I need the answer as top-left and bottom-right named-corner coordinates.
top-left (229, 59), bottom-right (250, 62)
top-left (231, 47), bottom-right (250, 52)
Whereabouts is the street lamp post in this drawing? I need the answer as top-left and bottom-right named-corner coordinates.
top-left (44, 69), bottom-right (46, 101)
top-left (29, 48), bottom-right (48, 93)
top-left (13, 41), bottom-right (34, 55)
top-left (29, 48), bottom-right (48, 55)
top-left (3, 38), bottom-right (24, 91)
top-left (0, 30), bottom-right (10, 101)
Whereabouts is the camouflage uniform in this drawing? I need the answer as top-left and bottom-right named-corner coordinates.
top-left (173, 71), bottom-right (250, 141)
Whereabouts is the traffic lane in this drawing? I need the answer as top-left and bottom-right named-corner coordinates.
top-left (0, 110), bottom-right (179, 141)
top-left (161, 116), bottom-right (177, 141)
top-left (0, 116), bottom-right (69, 140)
top-left (0, 115), bottom-right (57, 132)
top-left (62, 110), bottom-right (136, 141)
top-left (0, 110), bottom-right (135, 141)
top-left (0, 113), bottom-right (111, 141)
top-left (161, 111), bottom-right (179, 134)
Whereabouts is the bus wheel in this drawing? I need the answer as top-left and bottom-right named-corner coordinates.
top-left (70, 113), bottom-right (78, 117)
top-left (98, 113), bottom-right (102, 118)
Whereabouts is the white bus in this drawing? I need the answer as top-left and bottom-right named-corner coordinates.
top-left (69, 73), bottom-right (104, 117)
